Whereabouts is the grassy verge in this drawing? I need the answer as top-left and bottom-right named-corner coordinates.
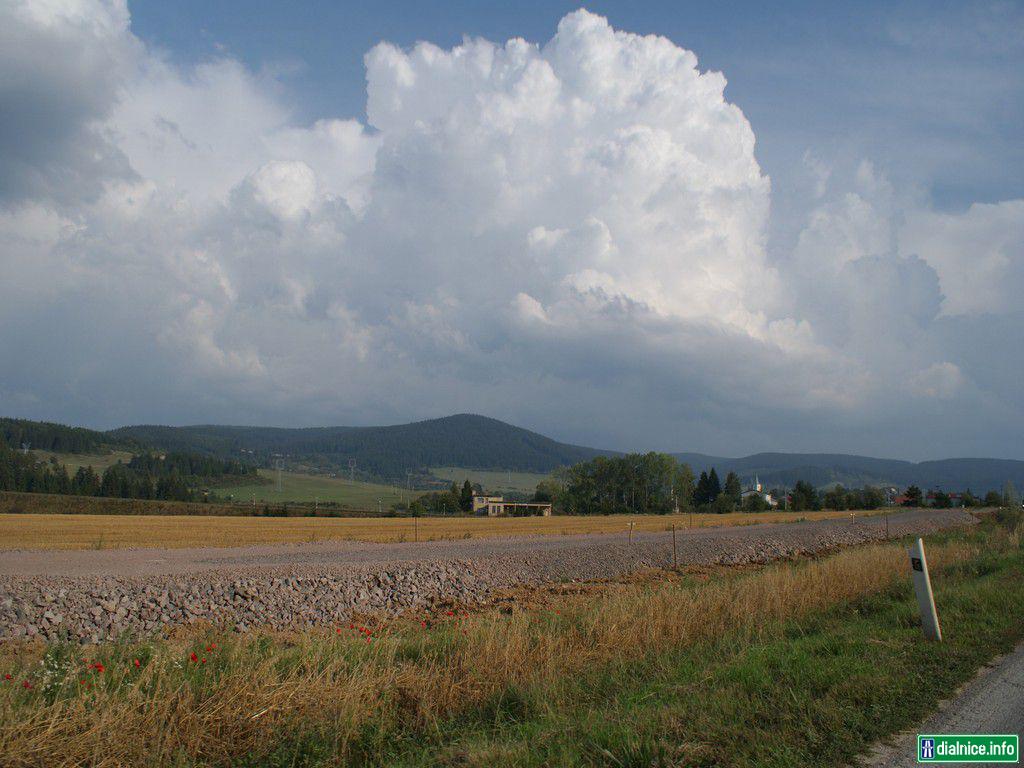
top-left (0, 515), bottom-right (1019, 767)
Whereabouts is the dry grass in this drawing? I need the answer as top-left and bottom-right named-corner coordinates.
top-left (0, 508), bottom-right (880, 550)
top-left (0, 528), bottom-right (1001, 768)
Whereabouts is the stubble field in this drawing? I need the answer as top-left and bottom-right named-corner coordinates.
top-left (0, 508), bottom-right (882, 550)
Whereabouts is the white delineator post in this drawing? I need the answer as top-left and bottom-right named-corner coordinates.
top-left (909, 538), bottom-right (942, 642)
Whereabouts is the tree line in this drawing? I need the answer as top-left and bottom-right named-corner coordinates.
top-left (0, 439), bottom-right (257, 503)
top-left (127, 452), bottom-right (256, 479)
top-left (524, 453), bottom-right (1018, 516)
top-left (535, 453), bottom-right (780, 515)
top-left (399, 480), bottom-right (477, 516)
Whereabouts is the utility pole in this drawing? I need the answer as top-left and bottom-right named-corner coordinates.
top-left (377, 498), bottom-right (382, 516)
top-left (274, 458), bottom-right (284, 493)
top-left (349, 459), bottom-right (357, 483)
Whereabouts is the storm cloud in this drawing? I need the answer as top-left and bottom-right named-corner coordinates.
top-left (1, 1), bottom-right (1021, 459)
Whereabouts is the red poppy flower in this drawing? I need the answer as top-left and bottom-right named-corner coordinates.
top-left (445, 610), bottom-right (454, 617)
top-left (420, 620), bottom-right (427, 628)
top-left (3, 674), bottom-right (11, 681)
top-left (92, 663), bottom-right (105, 673)
top-left (201, 658), bottom-right (207, 664)
top-left (22, 681), bottom-right (32, 689)
top-left (133, 659), bottom-right (141, 668)
top-left (190, 652), bottom-right (198, 663)
top-left (336, 628), bottom-right (342, 634)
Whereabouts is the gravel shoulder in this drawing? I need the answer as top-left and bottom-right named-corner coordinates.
top-left (0, 509), bottom-right (975, 643)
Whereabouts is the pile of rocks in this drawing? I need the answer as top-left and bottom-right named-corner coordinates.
top-left (0, 509), bottom-right (976, 643)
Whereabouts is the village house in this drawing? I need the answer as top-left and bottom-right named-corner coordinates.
top-left (472, 494), bottom-right (552, 517)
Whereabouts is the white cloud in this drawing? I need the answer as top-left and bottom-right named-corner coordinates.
top-left (900, 200), bottom-right (1024, 317)
top-left (0, 1), bottom-right (1021, 457)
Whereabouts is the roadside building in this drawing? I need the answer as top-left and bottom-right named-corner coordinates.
top-left (472, 494), bottom-right (552, 517)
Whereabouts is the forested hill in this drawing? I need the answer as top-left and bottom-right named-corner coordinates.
top-left (4, 414), bottom-right (1021, 492)
top-left (109, 415), bottom-right (611, 478)
top-left (0, 417), bottom-right (115, 454)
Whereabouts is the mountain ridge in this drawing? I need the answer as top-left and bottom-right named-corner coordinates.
top-left (4, 414), bottom-right (1022, 492)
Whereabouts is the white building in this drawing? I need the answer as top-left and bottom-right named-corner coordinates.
top-left (472, 494), bottom-right (552, 517)
top-left (739, 476), bottom-right (777, 507)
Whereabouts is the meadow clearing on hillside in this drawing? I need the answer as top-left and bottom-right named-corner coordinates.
top-left (0, 508), bottom-right (884, 550)
top-left (430, 467), bottom-right (551, 494)
top-left (0, 517), bottom-right (1020, 767)
top-left (224, 469), bottom-right (415, 507)
top-left (31, 450), bottom-right (134, 474)
top-left (25, 451), bottom-right (423, 508)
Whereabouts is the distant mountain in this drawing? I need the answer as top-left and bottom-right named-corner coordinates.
top-left (671, 452), bottom-right (1024, 494)
top-left (5, 413), bottom-right (1021, 492)
top-left (109, 414), bottom-right (611, 479)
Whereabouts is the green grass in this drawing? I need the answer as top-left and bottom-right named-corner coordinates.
top-left (225, 469), bottom-right (419, 508)
top-left (431, 466), bottom-right (551, 494)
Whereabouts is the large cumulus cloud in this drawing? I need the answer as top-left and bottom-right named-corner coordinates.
top-left (0, 0), bottom-right (1021, 458)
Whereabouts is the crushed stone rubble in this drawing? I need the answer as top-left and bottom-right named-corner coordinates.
top-left (0, 509), bottom-right (975, 643)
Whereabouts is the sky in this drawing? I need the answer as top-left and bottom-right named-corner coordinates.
top-left (0, 1), bottom-right (1022, 460)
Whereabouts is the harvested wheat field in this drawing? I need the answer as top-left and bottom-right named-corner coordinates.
top-left (0, 508), bottom-right (882, 551)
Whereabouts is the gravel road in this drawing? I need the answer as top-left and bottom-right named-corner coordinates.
top-left (865, 641), bottom-right (1024, 767)
top-left (0, 508), bottom-right (975, 643)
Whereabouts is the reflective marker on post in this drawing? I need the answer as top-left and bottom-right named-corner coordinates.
top-left (909, 537), bottom-right (942, 642)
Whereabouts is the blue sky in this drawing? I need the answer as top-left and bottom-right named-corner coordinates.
top-left (1, 1), bottom-right (1022, 458)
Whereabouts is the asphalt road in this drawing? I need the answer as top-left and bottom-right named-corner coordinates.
top-left (866, 641), bottom-right (1024, 767)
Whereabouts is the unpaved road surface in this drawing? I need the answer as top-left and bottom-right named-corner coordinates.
top-left (0, 508), bottom-right (975, 643)
top-left (866, 641), bottom-right (1024, 767)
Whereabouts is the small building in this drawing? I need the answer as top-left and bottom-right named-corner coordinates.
top-left (740, 476), bottom-right (777, 507)
top-left (472, 494), bottom-right (552, 517)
